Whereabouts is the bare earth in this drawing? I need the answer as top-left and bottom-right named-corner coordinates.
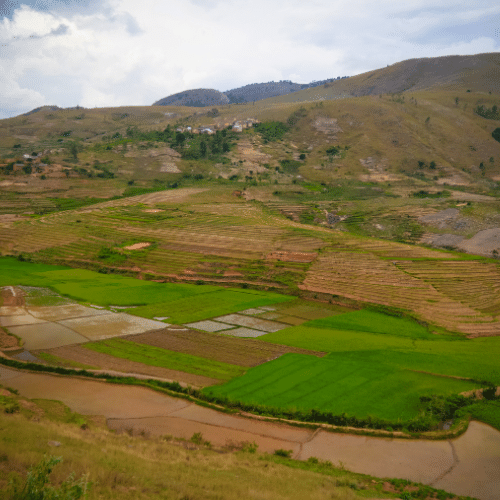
top-left (1, 367), bottom-right (499, 500)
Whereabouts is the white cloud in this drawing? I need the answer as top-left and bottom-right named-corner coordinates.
top-left (0, 0), bottom-right (499, 118)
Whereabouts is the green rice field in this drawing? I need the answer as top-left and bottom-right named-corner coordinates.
top-left (126, 288), bottom-right (292, 324)
top-left (2, 257), bottom-right (500, 428)
top-left (305, 310), bottom-right (436, 339)
top-left (0, 258), bottom-right (291, 322)
top-left (202, 352), bottom-right (480, 420)
top-left (261, 325), bottom-right (500, 384)
top-left (83, 338), bottom-right (246, 381)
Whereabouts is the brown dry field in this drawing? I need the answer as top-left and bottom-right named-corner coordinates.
top-left (120, 328), bottom-right (325, 366)
top-left (36, 344), bottom-right (221, 387)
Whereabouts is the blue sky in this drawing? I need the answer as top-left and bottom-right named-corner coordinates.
top-left (0, 0), bottom-right (499, 118)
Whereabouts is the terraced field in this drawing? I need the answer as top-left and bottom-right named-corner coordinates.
top-left (301, 248), bottom-right (500, 336)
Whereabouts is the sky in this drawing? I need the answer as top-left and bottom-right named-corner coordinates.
top-left (0, 0), bottom-right (499, 119)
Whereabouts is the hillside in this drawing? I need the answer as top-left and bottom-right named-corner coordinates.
top-left (322, 52), bottom-right (500, 97)
top-left (1, 59), bottom-right (500, 500)
top-left (151, 53), bottom-right (500, 109)
top-left (153, 88), bottom-right (230, 107)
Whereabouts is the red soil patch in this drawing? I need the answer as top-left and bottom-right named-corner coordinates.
top-left (1, 287), bottom-right (25, 307)
top-left (124, 242), bottom-right (151, 250)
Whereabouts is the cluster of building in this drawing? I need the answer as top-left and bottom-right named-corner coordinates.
top-left (175, 118), bottom-right (260, 135)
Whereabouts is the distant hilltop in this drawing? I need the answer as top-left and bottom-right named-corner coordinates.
top-left (153, 89), bottom-right (230, 107)
top-left (153, 76), bottom-right (350, 107)
top-left (23, 105), bottom-right (86, 116)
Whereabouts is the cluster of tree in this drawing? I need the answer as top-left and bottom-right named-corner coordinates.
top-left (179, 129), bottom-right (233, 160)
top-left (417, 160), bottom-right (437, 169)
top-left (475, 104), bottom-right (500, 120)
top-left (253, 121), bottom-right (289, 142)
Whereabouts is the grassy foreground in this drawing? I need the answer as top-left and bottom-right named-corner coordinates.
top-left (0, 389), bottom-right (477, 500)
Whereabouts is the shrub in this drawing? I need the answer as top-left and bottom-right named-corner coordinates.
top-left (241, 441), bottom-right (258, 453)
top-left (253, 121), bottom-right (289, 142)
top-left (326, 146), bottom-right (340, 156)
top-left (274, 449), bottom-right (292, 458)
top-left (6, 455), bottom-right (90, 500)
top-left (492, 128), bottom-right (500, 143)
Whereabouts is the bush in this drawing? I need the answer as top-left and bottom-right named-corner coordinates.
top-left (241, 441), bottom-right (258, 453)
top-left (253, 121), bottom-right (289, 142)
top-left (475, 104), bottom-right (500, 120)
top-left (7, 455), bottom-right (90, 500)
top-left (274, 449), bottom-right (292, 458)
top-left (492, 128), bottom-right (500, 143)
top-left (326, 146), bottom-right (340, 156)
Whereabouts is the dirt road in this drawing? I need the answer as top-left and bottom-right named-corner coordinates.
top-left (1, 366), bottom-right (499, 500)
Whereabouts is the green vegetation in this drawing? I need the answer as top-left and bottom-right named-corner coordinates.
top-left (127, 287), bottom-right (292, 324)
top-left (202, 352), bottom-right (479, 422)
top-left (253, 121), bottom-right (289, 142)
top-left (305, 310), bottom-right (435, 339)
top-left (493, 128), bottom-right (500, 143)
top-left (83, 338), bottom-right (246, 381)
top-left (261, 325), bottom-right (500, 384)
top-left (462, 399), bottom-right (500, 430)
top-left (36, 352), bottom-right (98, 370)
top-left (4, 455), bottom-right (90, 500)
top-left (475, 104), bottom-right (500, 120)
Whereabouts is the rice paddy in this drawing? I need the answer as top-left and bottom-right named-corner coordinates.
top-left (202, 352), bottom-right (481, 420)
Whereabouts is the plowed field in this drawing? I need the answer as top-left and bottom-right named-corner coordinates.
top-left (122, 328), bottom-right (325, 366)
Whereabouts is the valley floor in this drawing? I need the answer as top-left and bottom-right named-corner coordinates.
top-left (1, 365), bottom-right (499, 500)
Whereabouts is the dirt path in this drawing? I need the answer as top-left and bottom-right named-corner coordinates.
top-left (1, 367), bottom-right (499, 500)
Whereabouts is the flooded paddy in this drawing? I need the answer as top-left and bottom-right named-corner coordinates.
top-left (1, 366), bottom-right (499, 500)
top-left (0, 286), bottom-right (172, 349)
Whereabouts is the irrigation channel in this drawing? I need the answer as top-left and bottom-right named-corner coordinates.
top-left (1, 366), bottom-right (499, 500)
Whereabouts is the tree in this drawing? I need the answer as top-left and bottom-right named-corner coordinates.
top-left (492, 128), bottom-right (500, 143)
top-left (200, 141), bottom-right (207, 157)
top-left (66, 141), bottom-right (80, 161)
top-left (222, 142), bottom-right (230, 153)
top-left (175, 132), bottom-right (186, 146)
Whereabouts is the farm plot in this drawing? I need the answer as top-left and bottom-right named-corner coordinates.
top-left (213, 314), bottom-right (287, 333)
top-left (83, 338), bottom-right (246, 382)
top-left (261, 325), bottom-right (500, 385)
top-left (115, 328), bottom-right (325, 366)
top-left (36, 344), bottom-right (222, 387)
top-left (202, 353), bottom-right (480, 421)
top-left (301, 250), bottom-right (496, 334)
top-left (127, 288), bottom-right (292, 324)
top-left (397, 260), bottom-right (500, 335)
top-left (306, 310), bottom-right (437, 339)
